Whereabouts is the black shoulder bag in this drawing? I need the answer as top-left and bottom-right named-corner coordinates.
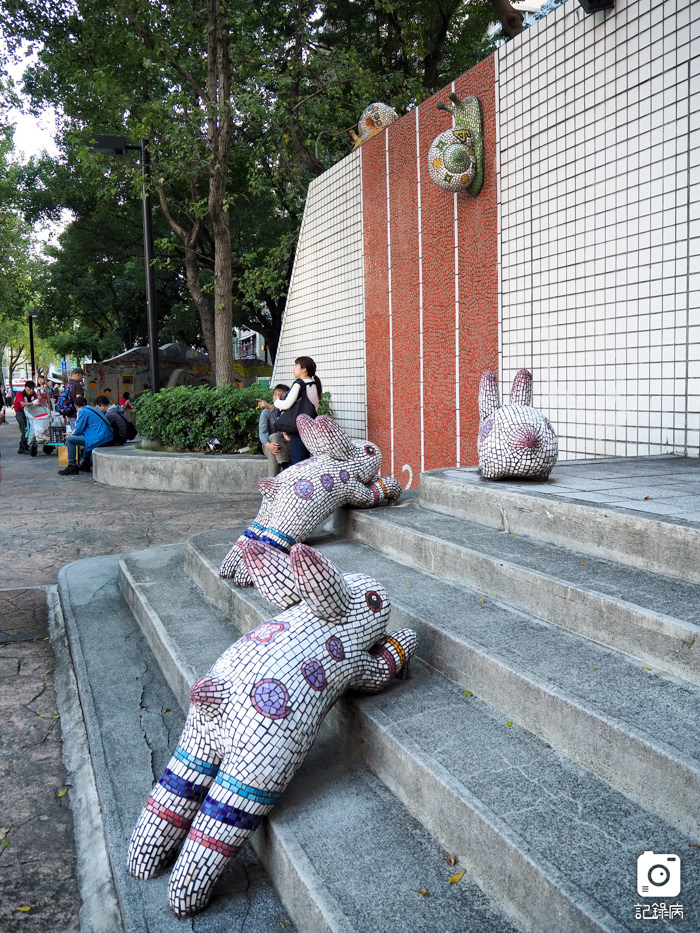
top-left (274, 379), bottom-right (317, 435)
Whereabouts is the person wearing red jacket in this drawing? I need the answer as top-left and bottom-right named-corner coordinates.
top-left (14, 381), bottom-right (38, 455)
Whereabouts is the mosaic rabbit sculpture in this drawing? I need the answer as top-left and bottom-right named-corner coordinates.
top-left (220, 414), bottom-right (402, 585)
top-left (477, 369), bottom-right (558, 481)
top-left (128, 539), bottom-right (418, 917)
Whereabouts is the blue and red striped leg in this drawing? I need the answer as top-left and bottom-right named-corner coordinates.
top-left (167, 762), bottom-right (281, 917)
top-left (127, 715), bottom-right (220, 880)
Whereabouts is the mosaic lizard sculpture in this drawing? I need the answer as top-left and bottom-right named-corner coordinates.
top-left (127, 540), bottom-right (418, 917)
top-left (220, 414), bottom-right (402, 585)
top-left (477, 369), bottom-right (558, 481)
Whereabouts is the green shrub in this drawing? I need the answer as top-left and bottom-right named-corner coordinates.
top-left (134, 385), bottom-right (334, 452)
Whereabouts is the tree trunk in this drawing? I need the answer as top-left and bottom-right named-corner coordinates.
top-left (489, 0), bottom-right (525, 39)
top-left (157, 186), bottom-right (217, 376)
top-left (207, 0), bottom-right (234, 386)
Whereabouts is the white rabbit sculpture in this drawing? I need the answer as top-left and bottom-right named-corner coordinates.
top-left (477, 369), bottom-right (558, 481)
top-left (220, 414), bottom-right (402, 585)
top-left (127, 539), bottom-right (418, 917)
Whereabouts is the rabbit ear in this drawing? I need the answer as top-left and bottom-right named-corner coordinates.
top-left (290, 544), bottom-right (351, 622)
top-left (478, 371), bottom-right (501, 421)
top-left (297, 415), bottom-right (326, 457)
top-left (241, 541), bottom-right (301, 609)
top-left (510, 369), bottom-right (533, 406)
top-left (312, 416), bottom-right (356, 461)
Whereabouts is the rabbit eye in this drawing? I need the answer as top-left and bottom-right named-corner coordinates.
top-left (364, 445), bottom-right (376, 456)
top-left (366, 591), bottom-right (382, 612)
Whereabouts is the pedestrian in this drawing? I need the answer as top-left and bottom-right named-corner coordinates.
top-left (256, 384), bottom-right (291, 476)
top-left (272, 356), bottom-right (322, 463)
top-left (104, 399), bottom-right (129, 445)
top-left (58, 395), bottom-right (115, 476)
top-left (119, 391), bottom-right (134, 419)
top-left (63, 367), bottom-right (86, 428)
top-left (14, 380), bottom-right (39, 456)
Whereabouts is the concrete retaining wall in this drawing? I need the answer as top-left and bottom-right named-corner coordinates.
top-left (92, 446), bottom-right (268, 494)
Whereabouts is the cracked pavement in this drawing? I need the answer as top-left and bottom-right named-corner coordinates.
top-left (0, 416), bottom-right (259, 930)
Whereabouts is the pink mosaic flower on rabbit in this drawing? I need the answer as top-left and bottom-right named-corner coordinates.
top-left (127, 540), bottom-right (418, 918)
top-left (220, 415), bottom-right (402, 585)
top-left (477, 369), bottom-right (558, 481)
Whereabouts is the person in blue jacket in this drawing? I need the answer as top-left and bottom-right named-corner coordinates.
top-left (58, 395), bottom-right (116, 476)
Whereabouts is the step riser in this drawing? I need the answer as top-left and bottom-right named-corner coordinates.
top-left (183, 544), bottom-right (629, 933)
top-left (420, 473), bottom-right (700, 586)
top-left (330, 512), bottom-right (700, 838)
top-left (327, 700), bottom-right (613, 933)
top-left (118, 563), bottom-right (350, 933)
top-left (339, 509), bottom-right (700, 686)
top-left (384, 602), bottom-right (700, 839)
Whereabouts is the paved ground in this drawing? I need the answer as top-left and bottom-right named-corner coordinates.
top-left (0, 415), bottom-right (259, 930)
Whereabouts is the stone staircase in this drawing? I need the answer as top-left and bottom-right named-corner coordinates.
top-left (57, 460), bottom-right (700, 932)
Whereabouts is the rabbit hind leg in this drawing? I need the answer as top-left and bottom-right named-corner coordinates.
top-left (167, 763), bottom-right (278, 917)
top-left (128, 730), bottom-right (221, 880)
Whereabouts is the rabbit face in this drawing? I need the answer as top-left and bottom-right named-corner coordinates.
top-left (477, 370), bottom-right (558, 481)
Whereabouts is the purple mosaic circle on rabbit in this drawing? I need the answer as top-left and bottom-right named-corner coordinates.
top-left (301, 659), bottom-right (327, 691)
top-left (339, 469), bottom-right (350, 484)
top-left (245, 620), bottom-right (289, 645)
top-left (320, 473), bottom-right (334, 491)
top-left (293, 479), bottom-right (314, 500)
top-left (250, 679), bottom-right (291, 719)
top-left (326, 635), bottom-right (345, 661)
top-left (480, 418), bottom-right (493, 439)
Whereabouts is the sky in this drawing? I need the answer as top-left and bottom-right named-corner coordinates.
top-left (6, 46), bottom-right (59, 161)
top-left (6, 48), bottom-right (68, 247)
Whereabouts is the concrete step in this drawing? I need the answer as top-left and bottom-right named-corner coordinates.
top-left (419, 463), bottom-right (700, 585)
top-left (333, 497), bottom-right (700, 689)
top-left (56, 555), bottom-right (291, 933)
top-left (120, 543), bottom-right (519, 933)
top-left (185, 530), bottom-right (700, 933)
top-left (328, 504), bottom-right (700, 834)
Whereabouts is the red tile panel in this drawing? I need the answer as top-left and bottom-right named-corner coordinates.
top-left (454, 59), bottom-right (498, 469)
top-left (363, 54), bottom-right (498, 483)
top-left (362, 142), bottom-right (392, 474)
top-left (385, 114), bottom-right (420, 486)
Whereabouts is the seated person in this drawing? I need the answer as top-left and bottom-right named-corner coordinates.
top-left (105, 400), bottom-right (129, 445)
top-left (257, 384), bottom-right (291, 476)
top-left (58, 395), bottom-right (116, 476)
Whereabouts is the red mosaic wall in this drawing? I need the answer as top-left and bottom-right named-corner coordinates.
top-left (364, 56), bottom-right (498, 485)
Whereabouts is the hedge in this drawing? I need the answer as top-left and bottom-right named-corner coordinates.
top-left (134, 384), bottom-right (333, 452)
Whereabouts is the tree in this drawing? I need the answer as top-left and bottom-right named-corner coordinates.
top-left (1, 0), bottom-right (511, 377)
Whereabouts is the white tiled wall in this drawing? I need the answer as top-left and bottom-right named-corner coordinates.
top-left (497, 0), bottom-right (700, 458)
top-left (272, 151), bottom-right (367, 438)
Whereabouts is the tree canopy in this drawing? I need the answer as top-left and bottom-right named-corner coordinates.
top-left (1, 0), bottom-right (512, 378)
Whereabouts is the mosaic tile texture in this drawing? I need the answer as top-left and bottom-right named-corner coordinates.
top-left (349, 102), bottom-right (399, 148)
top-left (429, 93), bottom-right (483, 196)
top-left (497, 0), bottom-right (699, 458)
top-left (271, 152), bottom-right (367, 439)
top-left (364, 57), bottom-right (498, 481)
top-left (127, 541), bottom-right (418, 917)
top-left (219, 415), bottom-right (401, 585)
top-left (477, 369), bottom-right (558, 480)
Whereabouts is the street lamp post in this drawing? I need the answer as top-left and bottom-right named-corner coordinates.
top-left (28, 312), bottom-right (38, 380)
top-left (87, 134), bottom-right (161, 393)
